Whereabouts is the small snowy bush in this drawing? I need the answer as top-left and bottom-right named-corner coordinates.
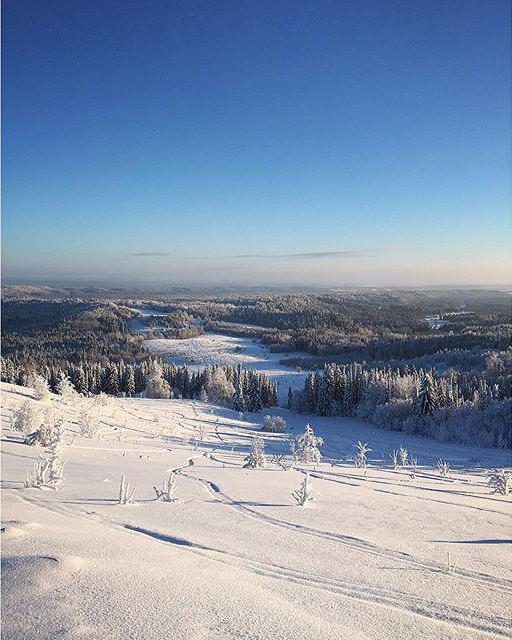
top-left (118, 475), bottom-right (136, 504)
top-left (78, 408), bottom-right (100, 439)
top-left (436, 459), bottom-right (450, 477)
top-left (262, 415), bottom-right (287, 433)
top-left (293, 471), bottom-right (314, 506)
top-left (243, 436), bottom-right (266, 469)
top-left (13, 401), bottom-right (40, 435)
top-left (154, 471), bottom-right (178, 501)
top-left (354, 441), bottom-right (371, 472)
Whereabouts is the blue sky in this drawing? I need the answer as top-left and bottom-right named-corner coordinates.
top-left (2, 0), bottom-right (511, 286)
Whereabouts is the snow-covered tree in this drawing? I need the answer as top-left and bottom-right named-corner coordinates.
top-left (57, 375), bottom-right (78, 401)
top-left (29, 373), bottom-right (51, 402)
top-left (354, 441), bottom-right (371, 471)
top-left (294, 424), bottom-right (323, 464)
top-left (243, 436), bottom-right (266, 469)
top-left (78, 408), bottom-right (100, 439)
top-left (25, 407), bottom-right (61, 447)
top-left (145, 362), bottom-right (171, 399)
top-left (262, 415), bottom-right (287, 433)
top-left (12, 400), bottom-right (40, 435)
top-left (205, 368), bottom-right (234, 405)
top-left (293, 471), bottom-right (314, 506)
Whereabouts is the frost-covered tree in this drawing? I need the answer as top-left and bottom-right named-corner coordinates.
top-left (57, 375), bottom-right (79, 401)
top-left (262, 415), bottom-right (287, 433)
top-left (293, 471), bottom-right (314, 506)
top-left (205, 367), bottom-right (234, 405)
top-left (145, 362), bottom-right (171, 399)
top-left (29, 373), bottom-right (51, 402)
top-left (24, 417), bottom-right (66, 489)
top-left (13, 400), bottom-right (40, 435)
top-left (354, 441), bottom-right (371, 471)
top-left (243, 436), bottom-right (266, 469)
top-left (294, 424), bottom-right (323, 464)
top-left (25, 407), bottom-right (61, 447)
top-left (78, 408), bottom-right (100, 439)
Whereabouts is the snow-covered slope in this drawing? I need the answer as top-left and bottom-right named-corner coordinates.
top-left (2, 383), bottom-right (511, 639)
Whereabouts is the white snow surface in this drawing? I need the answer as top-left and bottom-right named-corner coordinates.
top-left (2, 382), bottom-right (511, 640)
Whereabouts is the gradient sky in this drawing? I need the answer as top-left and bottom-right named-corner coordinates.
top-left (2, 0), bottom-right (511, 286)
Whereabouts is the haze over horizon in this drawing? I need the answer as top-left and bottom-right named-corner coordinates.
top-left (2, 0), bottom-right (511, 287)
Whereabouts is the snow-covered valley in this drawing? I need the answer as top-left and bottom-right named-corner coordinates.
top-left (2, 383), bottom-right (511, 639)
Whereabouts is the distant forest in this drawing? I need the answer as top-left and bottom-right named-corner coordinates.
top-left (2, 287), bottom-right (511, 447)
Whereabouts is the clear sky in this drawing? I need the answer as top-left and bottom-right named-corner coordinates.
top-left (2, 0), bottom-right (511, 287)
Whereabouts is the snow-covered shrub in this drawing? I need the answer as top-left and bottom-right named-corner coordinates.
top-left (372, 399), bottom-right (413, 432)
top-left (118, 475), bottom-right (136, 504)
top-left (270, 454), bottom-right (293, 470)
top-left (354, 441), bottom-right (371, 472)
top-left (488, 470), bottom-right (511, 495)
top-left (78, 408), bottom-right (100, 439)
top-left (262, 415), bottom-right (287, 433)
top-left (24, 407), bottom-right (62, 446)
top-left (154, 471), bottom-right (178, 501)
top-left (409, 457), bottom-right (418, 480)
top-left (243, 436), bottom-right (266, 469)
top-left (24, 458), bottom-right (49, 488)
top-left (24, 419), bottom-right (66, 489)
top-left (145, 362), bottom-right (171, 399)
top-left (12, 400), bottom-right (40, 435)
top-left (399, 445), bottom-right (408, 467)
top-left (294, 424), bottom-right (323, 465)
top-left (293, 471), bottom-right (314, 506)
top-left (94, 392), bottom-right (112, 408)
top-left (436, 459), bottom-right (450, 477)
top-left (29, 373), bottom-right (51, 402)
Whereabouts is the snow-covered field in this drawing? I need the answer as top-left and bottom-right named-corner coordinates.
top-left (2, 383), bottom-right (511, 639)
top-left (144, 333), bottom-right (309, 401)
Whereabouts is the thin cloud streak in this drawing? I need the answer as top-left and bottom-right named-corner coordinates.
top-left (131, 247), bottom-right (399, 260)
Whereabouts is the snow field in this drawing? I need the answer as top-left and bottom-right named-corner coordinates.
top-left (1, 383), bottom-right (511, 639)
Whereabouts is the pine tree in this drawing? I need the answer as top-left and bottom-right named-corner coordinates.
top-left (414, 373), bottom-right (438, 415)
top-left (287, 386), bottom-right (293, 410)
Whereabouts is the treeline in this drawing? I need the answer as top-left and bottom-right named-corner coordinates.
top-left (1, 357), bottom-right (277, 411)
top-left (297, 350), bottom-right (512, 448)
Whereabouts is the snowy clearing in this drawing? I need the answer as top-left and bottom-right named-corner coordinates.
top-left (144, 333), bottom-right (309, 401)
top-left (1, 383), bottom-right (511, 639)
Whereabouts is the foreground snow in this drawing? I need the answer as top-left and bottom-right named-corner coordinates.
top-left (1, 383), bottom-right (511, 639)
